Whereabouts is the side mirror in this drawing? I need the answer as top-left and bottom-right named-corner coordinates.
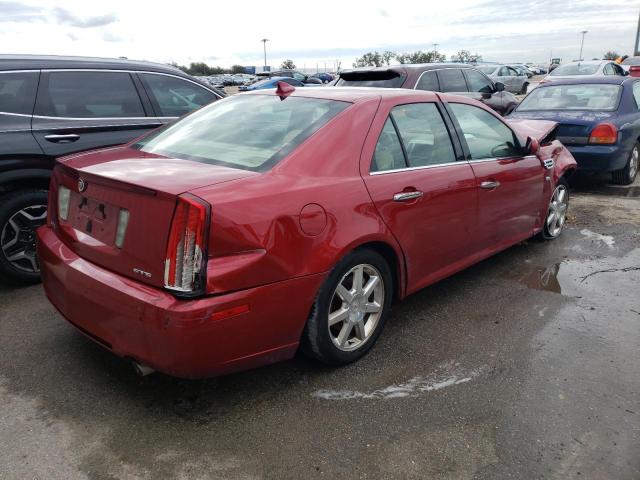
top-left (494, 82), bottom-right (505, 92)
top-left (525, 136), bottom-right (540, 155)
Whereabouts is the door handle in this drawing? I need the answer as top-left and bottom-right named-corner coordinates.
top-left (480, 180), bottom-right (501, 189)
top-left (393, 191), bottom-right (423, 202)
top-left (44, 134), bottom-right (80, 143)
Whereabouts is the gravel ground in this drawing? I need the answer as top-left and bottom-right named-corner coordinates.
top-left (0, 174), bottom-right (639, 479)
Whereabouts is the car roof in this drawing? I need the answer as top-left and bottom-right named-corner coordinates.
top-left (535, 76), bottom-right (629, 87)
top-left (243, 86), bottom-right (435, 103)
top-left (0, 54), bottom-right (187, 75)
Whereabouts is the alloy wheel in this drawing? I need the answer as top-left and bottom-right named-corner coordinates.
top-left (328, 264), bottom-right (385, 352)
top-left (545, 184), bottom-right (568, 238)
top-left (629, 146), bottom-right (639, 182)
top-left (0, 205), bottom-right (47, 273)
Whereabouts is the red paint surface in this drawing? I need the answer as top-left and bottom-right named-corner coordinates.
top-left (38, 87), bottom-right (577, 378)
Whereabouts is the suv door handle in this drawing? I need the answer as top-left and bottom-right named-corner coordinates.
top-left (480, 180), bottom-right (501, 189)
top-left (44, 134), bottom-right (80, 143)
top-left (393, 191), bottom-right (423, 202)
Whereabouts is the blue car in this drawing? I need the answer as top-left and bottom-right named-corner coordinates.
top-left (239, 76), bottom-right (308, 92)
top-left (509, 77), bottom-right (640, 184)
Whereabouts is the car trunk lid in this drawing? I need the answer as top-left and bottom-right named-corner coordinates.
top-left (509, 110), bottom-right (615, 145)
top-left (53, 147), bottom-right (257, 289)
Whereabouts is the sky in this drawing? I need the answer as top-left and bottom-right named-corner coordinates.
top-left (1, 0), bottom-right (639, 71)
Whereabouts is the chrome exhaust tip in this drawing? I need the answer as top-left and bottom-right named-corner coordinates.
top-left (132, 361), bottom-right (155, 376)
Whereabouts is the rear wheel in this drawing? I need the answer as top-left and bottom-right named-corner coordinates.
top-left (541, 179), bottom-right (569, 240)
top-left (0, 190), bottom-right (48, 284)
top-left (301, 248), bottom-right (393, 365)
top-left (611, 143), bottom-right (639, 186)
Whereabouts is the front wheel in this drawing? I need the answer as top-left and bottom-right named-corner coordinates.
top-left (301, 248), bottom-right (393, 365)
top-left (611, 143), bottom-right (639, 186)
top-left (540, 180), bottom-right (569, 240)
top-left (0, 190), bottom-right (48, 284)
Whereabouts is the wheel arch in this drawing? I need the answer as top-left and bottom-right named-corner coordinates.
top-left (351, 239), bottom-right (406, 303)
top-left (0, 169), bottom-right (52, 194)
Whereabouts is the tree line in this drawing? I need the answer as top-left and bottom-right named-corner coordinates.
top-left (353, 49), bottom-right (482, 67)
top-left (169, 62), bottom-right (246, 76)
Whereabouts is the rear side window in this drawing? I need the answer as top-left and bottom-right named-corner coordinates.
top-left (371, 103), bottom-right (456, 172)
top-left (633, 82), bottom-right (640, 109)
top-left (437, 69), bottom-right (468, 93)
top-left (0, 71), bottom-right (38, 115)
top-left (140, 73), bottom-right (217, 117)
top-left (450, 103), bottom-right (520, 159)
top-left (36, 71), bottom-right (145, 118)
top-left (464, 69), bottom-right (493, 93)
top-left (415, 71), bottom-right (439, 92)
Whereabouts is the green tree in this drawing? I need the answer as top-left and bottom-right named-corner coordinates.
top-left (396, 50), bottom-right (446, 64)
top-left (603, 50), bottom-right (620, 60)
top-left (353, 51), bottom-right (384, 68)
top-left (382, 51), bottom-right (396, 66)
top-left (450, 50), bottom-right (482, 63)
top-left (230, 64), bottom-right (246, 74)
top-left (281, 59), bottom-right (296, 69)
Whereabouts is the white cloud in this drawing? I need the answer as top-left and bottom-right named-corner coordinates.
top-left (0, 0), bottom-right (638, 70)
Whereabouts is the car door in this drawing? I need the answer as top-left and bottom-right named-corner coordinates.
top-left (137, 72), bottom-right (219, 118)
top-left (31, 70), bottom-right (162, 158)
top-left (361, 99), bottom-right (479, 294)
top-left (446, 101), bottom-right (545, 251)
top-left (506, 67), bottom-right (523, 92)
top-left (494, 67), bottom-right (511, 90)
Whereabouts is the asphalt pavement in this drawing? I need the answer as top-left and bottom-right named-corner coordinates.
top-left (1, 175), bottom-right (639, 479)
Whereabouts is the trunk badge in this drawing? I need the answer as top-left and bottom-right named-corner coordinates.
top-left (133, 268), bottom-right (152, 278)
top-left (78, 178), bottom-right (87, 192)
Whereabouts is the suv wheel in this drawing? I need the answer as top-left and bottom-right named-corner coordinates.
top-left (611, 143), bottom-right (639, 186)
top-left (0, 190), bottom-right (48, 283)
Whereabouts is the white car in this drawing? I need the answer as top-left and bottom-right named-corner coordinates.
top-left (475, 64), bottom-right (530, 94)
top-left (540, 60), bottom-right (626, 84)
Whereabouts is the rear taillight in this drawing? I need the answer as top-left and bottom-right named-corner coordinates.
top-left (58, 186), bottom-right (71, 220)
top-left (629, 66), bottom-right (640, 77)
top-left (588, 123), bottom-right (618, 145)
top-left (164, 194), bottom-right (210, 295)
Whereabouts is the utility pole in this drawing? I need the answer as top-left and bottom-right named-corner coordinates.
top-left (260, 38), bottom-right (269, 67)
top-left (635, 8), bottom-right (640, 55)
top-left (433, 43), bottom-right (439, 61)
top-left (578, 30), bottom-right (588, 61)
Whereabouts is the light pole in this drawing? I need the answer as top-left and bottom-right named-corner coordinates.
top-left (433, 43), bottom-right (439, 61)
top-left (260, 38), bottom-right (269, 67)
top-left (578, 30), bottom-right (588, 61)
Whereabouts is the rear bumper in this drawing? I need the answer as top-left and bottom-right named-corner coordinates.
top-left (37, 225), bottom-right (325, 379)
top-left (566, 144), bottom-right (630, 172)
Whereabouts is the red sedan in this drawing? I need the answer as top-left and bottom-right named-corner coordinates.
top-left (37, 84), bottom-right (576, 378)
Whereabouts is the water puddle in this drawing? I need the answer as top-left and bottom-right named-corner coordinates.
top-left (506, 262), bottom-right (565, 294)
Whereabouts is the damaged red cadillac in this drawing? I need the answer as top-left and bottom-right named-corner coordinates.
top-left (37, 83), bottom-right (576, 378)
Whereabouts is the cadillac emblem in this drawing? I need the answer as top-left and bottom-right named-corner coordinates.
top-left (78, 177), bottom-right (87, 192)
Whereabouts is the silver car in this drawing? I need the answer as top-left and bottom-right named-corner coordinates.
top-left (540, 60), bottom-right (626, 84)
top-left (475, 64), bottom-right (529, 94)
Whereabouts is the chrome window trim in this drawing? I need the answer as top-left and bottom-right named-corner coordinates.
top-left (31, 114), bottom-right (178, 121)
top-left (370, 161), bottom-right (461, 175)
top-left (40, 68), bottom-right (221, 97)
top-left (467, 154), bottom-right (536, 163)
top-left (0, 70), bottom-right (41, 74)
top-left (0, 111), bottom-right (32, 118)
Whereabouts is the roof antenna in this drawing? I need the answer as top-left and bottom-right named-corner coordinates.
top-left (275, 81), bottom-right (295, 100)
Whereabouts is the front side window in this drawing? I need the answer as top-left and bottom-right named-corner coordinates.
top-left (0, 71), bottom-right (38, 115)
top-left (437, 69), bottom-right (468, 93)
top-left (415, 71), bottom-right (439, 92)
top-left (633, 82), bottom-right (640, 109)
top-left (603, 64), bottom-right (615, 75)
top-left (135, 95), bottom-right (349, 171)
top-left (141, 73), bottom-right (217, 117)
top-left (36, 71), bottom-right (145, 118)
top-left (371, 103), bottom-right (456, 172)
top-left (450, 103), bottom-right (520, 159)
top-left (464, 69), bottom-right (493, 93)
top-left (498, 67), bottom-right (511, 77)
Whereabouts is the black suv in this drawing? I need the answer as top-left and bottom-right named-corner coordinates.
top-left (333, 63), bottom-right (519, 116)
top-left (0, 55), bottom-right (224, 283)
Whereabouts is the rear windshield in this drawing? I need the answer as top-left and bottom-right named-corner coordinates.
top-left (335, 70), bottom-right (406, 88)
top-left (550, 63), bottom-right (600, 76)
top-left (622, 57), bottom-right (640, 66)
top-left (476, 66), bottom-right (497, 75)
top-left (517, 84), bottom-right (621, 111)
top-left (134, 95), bottom-right (349, 171)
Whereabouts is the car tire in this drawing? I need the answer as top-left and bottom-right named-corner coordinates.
top-left (540, 179), bottom-right (569, 241)
top-left (0, 189), bottom-right (48, 284)
top-left (301, 248), bottom-right (393, 366)
top-left (520, 83), bottom-right (529, 95)
top-left (611, 143), bottom-right (639, 186)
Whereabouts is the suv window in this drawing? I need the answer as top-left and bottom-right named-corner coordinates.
top-left (633, 82), bottom-right (640, 109)
top-left (140, 73), bottom-right (217, 117)
top-left (437, 69), bottom-right (468, 93)
top-left (36, 71), bottom-right (145, 118)
top-left (0, 71), bottom-right (38, 115)
top-left (415, 71), bottom-right (439, 91)
top-left (498, 67), bottom-right (511, 76)
top-left (463, 69), bottom-right (493, 93)
top-left (450, 103), bottom-right (520, 159)
top-left (603, 64), bottom-right (615, 75)
top-left (371, 118), bottom-right (406, 172)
